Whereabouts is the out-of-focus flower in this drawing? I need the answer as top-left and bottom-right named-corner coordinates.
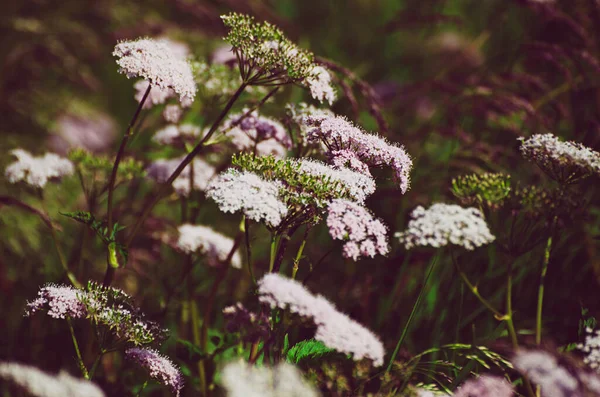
top-left (146, 156), bottom-right (216, 197)
top-left (396, 203), bottom-right (495, 250)
top-left (152, 124), bottom-right (203, 146)
top-left (162, 105), bottom-right (183, 123)
top-left (512, 349), bottom-right (579, 397)
top-left (211, 45), bottom-right (237, 66)
top-left (134, 80), bottom-right (175, 109)
top-left (578, 327), bottom-right (600, 370)
top-left (428, 32), bottom-right (483, 70)
top-left (113, 38), bottom-right (196, 105)
top-left (519, 133), bottom-right (600, 184)
top-left (326, 199), bottom-right (388, 260)
top-left (454, 375), bottom-right (514, 397)
top-left (0, 362), bottom-right (105, 397)
top-left (298, 158), bottom-right (375, 203)
top-left (258, 274), bottom-right (385, 366)
top-left (304, 115), bottom-right (412, 193)
top-left (49, 112), bottom-right (117, 154)
top-left (25, 284), bottom-right (86, 319)
top-left (177, 224), bottom-right (241, 268)
top-left (223, 111), bottom-right (290, 158)
top-left (220, 360), bottom-right (319, 397)
top-left (305, 65), bottom-right (336, 105)
top-left (126, 348), bottom-right (183, 397)
top-left (206, 169), bottom-right (288, 227)
top-left (223, 303), bottom-right (270, 343)
top-left (5, 149), bottom-right (74, 188)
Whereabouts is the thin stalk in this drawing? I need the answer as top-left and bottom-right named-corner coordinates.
top-left (136, 380), bottom-right (148, 397)
top-left (125, 82), bottom-right (248, 250)
top-left (88, 350), bottom-right (104, 380)
top-left (386, 253), bottom-right (439, 373)
top-left (505, 260), bottom-right (519, 349)
top-left (190, 300), bottom-right (207, 397)
top-left (67, 317), bottom-right (89, 379)
top-left (243, 217), bottom-right (256, 285)
top-left (269, 234), bottom-right (279, 273)
top-left (536, 216), bottom-right (558, 345)
top-left (38, 190), bottom-right (81, 288)
top-left (292, 227), bottom-right (309, 279)
top-left (451, 250), bottom-right (502, 318)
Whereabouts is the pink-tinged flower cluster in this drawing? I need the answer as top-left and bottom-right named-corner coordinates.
top-left (50, 112), bottom-right (117, 154)
top-left (0, 362), bottom-right (105, 397)
top-left (177, 224), bottom-right (242, 268)
top-left (146, 156), bottom-right (216, 197)
top-left (396, 203), bottom-right (495, 251)
top-left (162, 104), bottom-right (183, 123)
top-left (152, 124), bottom-right (204, 146)
top-left (258, 274), bottom-right (385, 366)
top-left (297, 159), bottom-right (376, 203)
top-left (113, 38), bottom-right (196, 105)
top-left (330, 149), bottom-right (371, 176)
top-left (512, 350), bottom-right (578, 397)
top-left (6, 149), bottom-right (74, 188)
top-left (224, 111), bottom-right (291, 158)
top-left (519, 133), bottom-right (600, 183)
top-left (126, 348), bottom-right (183, 397)
top-left (220, 360), bottom-right (318, 397)
top-left (326, 199), bottom-right (388, 260)
top-left (25, 284), bottom-right (86, 319)
top-left (206, 169), bottom-right (288, 227)
top-left (305, 65), bottom-right (336, 105)
top-left (454, 375), bottom-right (514, 397)
top-left (304, 115), bottom-right (413, 193)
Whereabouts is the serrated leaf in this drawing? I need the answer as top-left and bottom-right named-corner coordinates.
top-left (286, 339), bottom-right (335, 364)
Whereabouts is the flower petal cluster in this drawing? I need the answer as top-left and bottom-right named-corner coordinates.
top-left (286, 102), bottom-right (334, 147)
top-left (578, 327), bottom-right (600, 370)
top-left (206, 169), bottom-right (288, 227)
top-left (6, 149), bottom-right (74, 188)
top-left (454, 375), bottom-right (514, 397)
top-left (326, 199), bottom-right (388, 260)
top-left (114, 38), bottom-right (196, 105)
top-left (162, 105), bottom-right (183, 123)
top-left (396, 203), bottom-right (495, 250)
top-left (297, 158), bottom-right (375, 203)
top-left (177, 224), bottom-right (242, 268)
top-left (220, 360), bottom-right (318, 397)
top-left (0, 362), bottom-right (105, 397)
top-left (512, 350), bottom-right (579, 397)
top-left (258, 274), bottom-right (385, 366)
top-left (126, 348), bottom-right (183, 397)
top-left (152, 124), bottom-right (204, 146)
top-left (519, 133), bottom-right (600, 183)
top-left (304, 115), bottom-right (412, 193)
top-left (305, 65), bottom-right (336, 105)
top-left (224, 110), bottom-right (291, 158)
top-left (330, 149), bottom-right (371, 176)
top-left (25, 284), bottom-right (86, 319)
top-left (50, 112), bottom-right (117, 154)
top-left (146, 156), bottom-right (216, 197)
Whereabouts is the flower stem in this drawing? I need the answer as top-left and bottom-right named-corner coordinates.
top-left (136, 380), bottom-right (148, 397)
top-left (292, 227), bottom-right (309, 280)
top-left (386, 252), bottom-right (439, 373)
top-left (88, 351), bottom-right (104, 380)
top-left (124, 82), bottom-right (248, 252)
top-left (269, 234), bottom-right (279, 273)
top-left (536, 216), bottom-right (557, 345)
top-left (66, 317), bottom-right (89, 379)
top-left (505, 260), bottom-right (519, 349)
top-left (243, 217), bottom-right (256, 285)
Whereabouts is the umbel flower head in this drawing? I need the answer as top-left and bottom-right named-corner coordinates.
top-left (578, 327), bottom-right (600, 371)
top-left (177, 224), bottom-right (242, 268)
top-left (5, 149), bottom-right (74, 188)
top-left (0, 362), bottom-right (105, 397)
top-left (220, 360), bottom-right (319, 397)
top-left (25, 284), bottom-right (86, 319)
top-left (512, 349), bottom-right (579, 397)
top-left (206, 169), bottom-right (288, 228)
top-left (304, 114), bottom-right (412, 193)
top-left (396, 203), bottom-right (495, 250)
top-left (146, 156), bottom-right (216, 197)
top-left (519, 133), bottom-right (600, 184)
top-left (126, 348), bottom-right (183, 397)
top-left (258, 274), bottom-right (385, 366)
top-left (452, 173), bottom-right (511, 209)
top-left (326, 199), bottom-right (389, 260)
top-left (223, 110), bottom-right (291, 158)
top-left (113, 38), bottom-right (196, 105)
top-left (454, 375), bottom-right (514, 397)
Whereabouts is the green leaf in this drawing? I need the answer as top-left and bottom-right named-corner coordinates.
top-left (286, 339), bottom-right (335, 364)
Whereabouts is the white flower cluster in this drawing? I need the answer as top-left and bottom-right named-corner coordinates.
top-left (5, 149), bottom-right (74, 188)
top-left (113, 38), bottom-right (196, 105)
top-left (206, 169), bottom-right (288, 227)
top-left (152, 124), bottom-right (204, 145)
top-left (305, 66), bottom-right (336, 106)
top-left (0, 362), bottom-right (105, 397)
top-left (146, 156), bottom-right (216, 197)
top-left (396, 203), bottom-right (495, 250)
top-left (512, 350), bottom-right (579, 397)
top-left (454, 375), bottom-right (514, 397)
top-left (298, 159), bottom-right (376, 203)
top-left (519, 133), bottom-right (600, 181)
top-left (177, 224), bottom-right (242, 268)
top-left (578, 327), bottom-right (600, 371)
top-left (220, 360), bottom-right (319, 397)
top-left (258, 274), bottom-right (385, 366)
top-left (162, 105), bottom-right (183, 123)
